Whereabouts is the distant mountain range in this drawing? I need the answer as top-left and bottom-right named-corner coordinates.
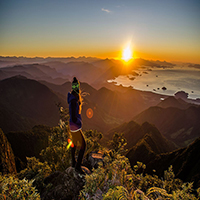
top-left (0, 56), bottom-right (178, 89)
top-left (0, 76), bottom-right (121, 134)
top-left (0, 63), bottom-right (69, 85)
top-left (0, 56), bottom-right (101, 67)
top-left (43, 59), bottom-right (125, 87)
top-left (40, 77), bottom-right (165, 124)
top-left (87, 86), bottom-right (165, 122)
top-left (157, 96), bottom-right (194, 109)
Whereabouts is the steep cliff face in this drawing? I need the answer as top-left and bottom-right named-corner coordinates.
top-left (0, 129), bottom-right (16, 174)
top-left (5, 125), bottom-right (51, 172)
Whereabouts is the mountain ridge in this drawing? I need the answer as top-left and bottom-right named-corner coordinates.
top-left (146, 137), bottom-right (200, 189)
top-left (134, 104), bottom-right (200, 147)
top-left (105, 121), bottom-right (176, 151)
top-left (0, 76), bottom-right (67, 133)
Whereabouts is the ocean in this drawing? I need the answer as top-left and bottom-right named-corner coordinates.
top-left (108, 66), bottom-right (200, 100)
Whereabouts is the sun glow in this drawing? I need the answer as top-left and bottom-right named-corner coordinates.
top-left (122, 43), bottom-right (133, 62)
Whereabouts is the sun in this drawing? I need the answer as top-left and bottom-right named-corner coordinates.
top-left (122, 44), bottom-right (133, 62)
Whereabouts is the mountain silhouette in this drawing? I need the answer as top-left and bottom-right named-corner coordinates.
top-left (146, 137), bottom-right (200, 189)
top-left (150, 60), bottom-right (175, 68)
top-left (134, 104), bottom-right (200, 147)
top-left (106, 121), bottom-right (176, 151)
top-left (0, 59), bottom-right (18, 68)
top-left (0, 76), bottom-right (67, 133)
top-left (56, 61), bottom-right (103, 84)
top-left (40, 80), bottom-right (97, 100)
top-left (131, 58), bottom-right (157, 68)
top-left (92, 58), bottom-right (119, 69)
top-left (40, 79), bottom-right (167, 129)
top-left (43, 61), bottom-right (70, 70)
top-left (40, 80), bottom-right (120, 133)
top-left (43, 58), bottom-right (170, 89)
top-left (157, 96), bottom-right (194, 109)
top-left (82, 97), bottom-right (121, 133)
top-left (126, 122), bottom-right (176, 166)
top-left (105, 121), bottom-right (145, 149)
top-left (0, 67), bottom-right (34, 80)
top-left (88, 86), bottom-right (163, 122)
top-left (39, 79), bottom-right (166, 133)
top-left (0, 64), bottom-right (68, 84)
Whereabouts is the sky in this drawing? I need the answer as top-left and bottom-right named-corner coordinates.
top-left (0, 0), bottom-right (200, 63)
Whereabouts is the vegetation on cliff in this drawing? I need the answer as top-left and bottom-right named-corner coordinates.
top-left (0, 107), bottom-right (200, 199)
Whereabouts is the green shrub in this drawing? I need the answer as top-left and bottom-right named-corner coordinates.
top-left (84, 129), bottom-right (103, 156)
top-left (172, 182), bottom-right (198, 200)
top-left (16, 107), bottom-right (71, 195)
top-left (79, 150), bottom-right (200, 200)
top-left (146, 187), bottom-right (172, 199)
top-left (107, 132), bottom-right (127, 154)
top-left (40, 119), bottom-right (71, 171)
top-left (103, 186), bottom-right (129, 200)
top-left (162, 165), bottom-right (183, 194)
top-left (0, 174), bottom-right (40, 199)
top-left (18, 157), bottom-right (52, 192)
top-left (79, 153), bottom-right (133, 199)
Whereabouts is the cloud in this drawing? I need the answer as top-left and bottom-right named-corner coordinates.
top-left (101, 8), bottom-right (112, 13)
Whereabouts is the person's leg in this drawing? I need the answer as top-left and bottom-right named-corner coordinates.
top-left (71, 145), bottom-right (76, 167)
top-left (75, 130), bottom-right (86, 174)
top-left (80, 130), bottom-right (86, 151)
top-left (71, 131), bottom-right (78, 168)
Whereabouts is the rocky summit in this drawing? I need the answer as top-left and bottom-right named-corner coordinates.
top-left (41, 166), bottom-right (90, 200)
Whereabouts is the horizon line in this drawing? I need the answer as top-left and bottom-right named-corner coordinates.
top-left (0, 55), bottom-right (199, 65)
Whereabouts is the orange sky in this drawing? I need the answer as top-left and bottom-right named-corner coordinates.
top-left (1, 0), bottom-right (200, 64)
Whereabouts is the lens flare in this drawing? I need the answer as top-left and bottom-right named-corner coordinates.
top-left (67, 138), bottom-right (74, 149)
top-left (86, 108), bottom-right (93, 119)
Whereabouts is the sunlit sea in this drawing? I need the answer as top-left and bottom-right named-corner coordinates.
top-left (108, 66), bottom-right (200, 99)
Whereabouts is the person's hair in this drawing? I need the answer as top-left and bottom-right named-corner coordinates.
top-left (72, 77), bottom-right (82, 114)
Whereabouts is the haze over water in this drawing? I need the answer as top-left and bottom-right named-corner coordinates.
top-left (109, 66), bottom-right (200, 99)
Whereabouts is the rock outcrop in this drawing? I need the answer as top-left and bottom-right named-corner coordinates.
top-left (0, 128), bottom-right (16, 174)
top-left (40, 150), bottom-right (105, 200)
top-left (41, 167), bottom-right (88, 200)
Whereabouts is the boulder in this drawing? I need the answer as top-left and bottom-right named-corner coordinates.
top-left (41, 150), bottom-right (105, 199)
top-left (41, 166), bottom-right (90, 200)
top-left (87, 150), bottom-right (105, 170)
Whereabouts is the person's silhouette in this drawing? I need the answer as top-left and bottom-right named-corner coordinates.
top-left (67, 77), bottom-right (86, 174)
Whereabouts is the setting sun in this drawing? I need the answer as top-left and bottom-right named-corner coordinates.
top-left (122, 44), bottom-right (133, 62)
